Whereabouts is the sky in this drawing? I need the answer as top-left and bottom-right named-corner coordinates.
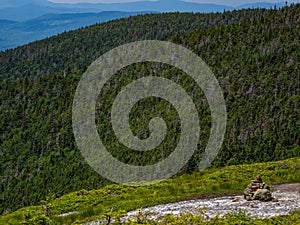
top-left (48, 0), bottom-right (297, 7)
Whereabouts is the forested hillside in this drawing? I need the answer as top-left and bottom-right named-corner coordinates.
top-left (0, 8), bottom-right (270, 81)
top-left (0, 4), bottom-right (299, 215)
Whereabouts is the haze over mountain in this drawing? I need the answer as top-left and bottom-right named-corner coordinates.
top-left (0, 11), bottom-right (149, 50)
top-left (0, 2), bottom-right (299, 219)
top-left (0, 0), bottom-right (291, 21)
top-left (0, 0), bottom-right (292, 50)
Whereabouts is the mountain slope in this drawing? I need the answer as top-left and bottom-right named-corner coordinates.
top-left (0, 4), bottom-right (299, 215)
top-left (0, 0), bottom-right (289, 51)
top-left (0, 0), bottom-right (288, 21)
top-left (0, 8), bottom-right (270, 81)
top-left (0, 157), bottom-right (299, 224)
top-left (0, 11), bottom-right (150, 50)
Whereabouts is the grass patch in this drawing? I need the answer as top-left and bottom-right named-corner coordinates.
top-left (1, 157), bottom-right (299, 224)
top-left (122, 210), bottom-right (300, 224)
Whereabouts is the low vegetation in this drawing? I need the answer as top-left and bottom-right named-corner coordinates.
top-left (1, 4), bottom-right (299, 214)
top-left (123, 210), bottom-right (300, 225)
top-left (1, 157), bottom-right (299, 224)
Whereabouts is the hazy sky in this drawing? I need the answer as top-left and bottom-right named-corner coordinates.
top-left (48, 0), bottom-right (297, 7)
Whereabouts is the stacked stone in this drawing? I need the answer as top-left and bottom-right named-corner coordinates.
top-left (244, 176), bottom-right (273, 201)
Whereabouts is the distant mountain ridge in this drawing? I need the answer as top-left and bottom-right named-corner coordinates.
top-left (0, 0), bottom-right (291, 50)
top-left (0, 4), bottom-right (299, 215)
top-left (0, 0), bottom-right (290, 21)
top-left (0, 11), bottom-right (150, 50)
top-left (0, 0), bottom-right (47, 8)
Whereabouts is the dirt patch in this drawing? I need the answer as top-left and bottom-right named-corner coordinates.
top-left (84, 183), bottom-right (300, 225)
top-left (272, 183), bottom-right (300, 193)
top-left (121, 183), bottom-right (300, 222)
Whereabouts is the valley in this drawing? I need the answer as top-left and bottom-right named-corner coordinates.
top-left (0, 2), bottom-right (299, 224)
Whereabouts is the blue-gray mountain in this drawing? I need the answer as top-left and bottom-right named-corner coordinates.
top-left (0, 0), bottom-right (290, 50)
top-left (0, 0), bottom-right (289, 21)
top-left (0, 11), bottom-right (149, 50)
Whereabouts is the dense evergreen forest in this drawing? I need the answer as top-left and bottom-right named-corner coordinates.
top-left (0, 8), bottom-right (272, 81)
top-left (0, 4), bottom-right (299, 214)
